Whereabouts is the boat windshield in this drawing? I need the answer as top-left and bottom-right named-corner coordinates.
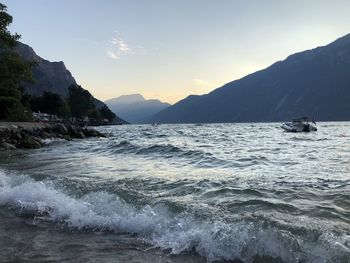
top-left (292, 117), bottom-right (316, 124)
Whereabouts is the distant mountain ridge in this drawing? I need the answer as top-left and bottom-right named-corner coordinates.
top-left (151, 33), bottom-right (350, 123)
top-left (106, 94), bottom-right (145, 105)
top-left (105, 94), bottom-right (170, 124)
top-left (14, 42), bottom-right (126, 123)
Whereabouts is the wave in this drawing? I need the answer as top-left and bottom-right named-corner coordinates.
top-left (105, 141), bottom-right (227, 167)
top-left (0, 170), bottom-right (349, 263)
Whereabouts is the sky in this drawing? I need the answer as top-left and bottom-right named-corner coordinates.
top-left (3, 0), bottom-right (350, 104)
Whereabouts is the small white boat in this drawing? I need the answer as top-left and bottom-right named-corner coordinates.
top-left (281, 117), bottom-right (317, 132)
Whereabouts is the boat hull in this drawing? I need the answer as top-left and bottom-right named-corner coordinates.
top-left (281, 122), bottom-right (317, 132)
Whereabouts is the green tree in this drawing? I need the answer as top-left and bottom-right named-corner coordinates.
top-left (0, 3), bottom-right (20, 48)
top-left (67, 84), bottom-right (95, 119)
top-left (0, 3), bottom-right (33, 120)
top-left (0, 96), bottom-right (28, 121)
top-left (87, 108), bottom-right (102, 121)
top-left (99, 105), bottom-right (116, 122)
top-left (30, 91), bottom-right (70, 118)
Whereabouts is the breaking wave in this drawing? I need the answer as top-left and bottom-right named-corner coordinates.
top-left (0, 170), bottom-right (349, 263)
top-left (101, 140), bottom-right (228, 167)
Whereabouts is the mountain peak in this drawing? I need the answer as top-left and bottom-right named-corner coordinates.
top-left (105, 94), bottom-right (145, 105)
top-left (105, 94), bottom-right (170, 123)
top-left (14, 41), bottom-right (77, 97)
top-left (151, 33), bottom-right (350, 123)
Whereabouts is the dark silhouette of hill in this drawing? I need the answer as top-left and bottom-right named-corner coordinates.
top-left (151, 34), bottom-right (350, 123)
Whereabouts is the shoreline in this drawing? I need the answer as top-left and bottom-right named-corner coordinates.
top-left (0, 122), bottom-right (105, 150)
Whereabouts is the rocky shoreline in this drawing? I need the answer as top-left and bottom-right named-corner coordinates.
top-left (0, 122), bottom-right (105, 150)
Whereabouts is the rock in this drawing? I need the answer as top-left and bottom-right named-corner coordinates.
top-left (66, 125), bottom-right (79, 138)
top-left (0, 142), bottom-right (16, 150)
top-left (32, 136), bottom-right (43, 145)
top-left (82, 128), bottom-right (105, 138)
top-left (20, 130), bottom-right (27, 138)
top-left (20, 135), bottom-right (42, 149)
top-left (66, 125), bottom-right (96, 139)
top-left (32, 129), bottom-right (42, 137)
top-left (62, 135), bottom-right (72, 141)
top-left (0, 122), bottom-right (105, 150)
top-left (52, 123), bottom-right (68, 135)
top-left (40, 131), bottom-right (52, 139)
top-left (75, 131), bottom-right (85, 139)
top-left (98, 131), bottom-right (106, 138)
top-left (82, 128), bottom-right (95, 137)
top-left (9, 139), bottom-right (17, 145)
top-left (11, 131), bottom-right (22, 140)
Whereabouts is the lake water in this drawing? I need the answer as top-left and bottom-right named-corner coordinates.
top-left (0, 123), bottom-right (349, 262)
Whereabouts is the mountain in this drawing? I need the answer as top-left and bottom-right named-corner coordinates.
top-left (15, 42), bottom-right (77, 98)
top-left (15, 42), bottom-right (126, 123)
top-left (107, 94), bottom-right (145, 105)
top-left (151, 34), bottom-right (350, 123)
top-left (105, 94), bottom-right (170, 124)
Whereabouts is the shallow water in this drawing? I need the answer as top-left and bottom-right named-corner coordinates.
top-left (0, 122), bottom-right (349, 262)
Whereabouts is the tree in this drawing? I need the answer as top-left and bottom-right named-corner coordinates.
top-left (0, 3), bottom-right (33, 120)
top-left (0, 96), bottom-right (28, 121)
top-left (30, 91), bottom-right (70, 118)
top-left (0, 3), bottom-right (20, 48)
top-left (99, 105), bottom-right (116, 122)
top-left (87, 108), bottom-right (102, 121)
top-left (67, 84), bottom-right (95, 119)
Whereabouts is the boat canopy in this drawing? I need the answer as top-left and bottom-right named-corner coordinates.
top-left (292, 117), bottom-right (316, 124)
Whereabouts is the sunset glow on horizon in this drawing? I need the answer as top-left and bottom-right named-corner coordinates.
top-left (4, 0), bottom-right (350, 104)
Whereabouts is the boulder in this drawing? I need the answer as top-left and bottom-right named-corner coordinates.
top-left (82, 128), bottom-right (96, 137)
top-left (11, 130), bottom-right (22, 140)
top-left (52, 123), bottom-right (68, 135)
top-left (40, 131), bottom-right (52, 139)
top-left (75, 131), bottom-right (85, 139)
top-left (82, 128), bottom-right (105, 138)
top-left (66, 125), bottom-right (80, 138)
top-left (0, 142), bottom-right (16, 150)
top-left (62, 135), bottom-right (72, 141)
top-left (20, 135), bottom-right (42, 149)
top-left (10, 125), bottom-right (18, 130)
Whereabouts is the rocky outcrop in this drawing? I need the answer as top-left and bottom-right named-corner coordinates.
top-left (13, 42), bottom-right (127, 124)
top-left (0, 122), bottom-right (105, 150)
top-left (15, 42), bottom-right (77, 98)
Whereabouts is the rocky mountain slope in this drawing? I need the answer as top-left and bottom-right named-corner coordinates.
top-left (14, 42), bottom-right (125, 123)
top-left (15, 42), bottom-right (77, 97)
top-left (151, 34), bottom-right (350, 123)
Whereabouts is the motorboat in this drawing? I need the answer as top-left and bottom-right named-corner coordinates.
top-left (281, 117), bottom-right (317, 132)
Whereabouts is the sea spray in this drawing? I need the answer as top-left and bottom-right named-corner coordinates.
top-left (0, 169), bottom-right (349, 262)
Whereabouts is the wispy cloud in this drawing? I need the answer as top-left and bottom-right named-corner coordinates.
top-left (107, 50), bottom-right (119, 60)
top-left (107, 31), bottom-right (132, 60)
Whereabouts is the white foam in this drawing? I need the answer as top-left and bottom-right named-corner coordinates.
top-left (0, 170), bottom-right (348, 262)
top-left (42, 138), bottom-right (66, 145)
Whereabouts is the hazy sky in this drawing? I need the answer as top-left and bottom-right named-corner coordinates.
top-left (3, 0), bottom-right (350, 103)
